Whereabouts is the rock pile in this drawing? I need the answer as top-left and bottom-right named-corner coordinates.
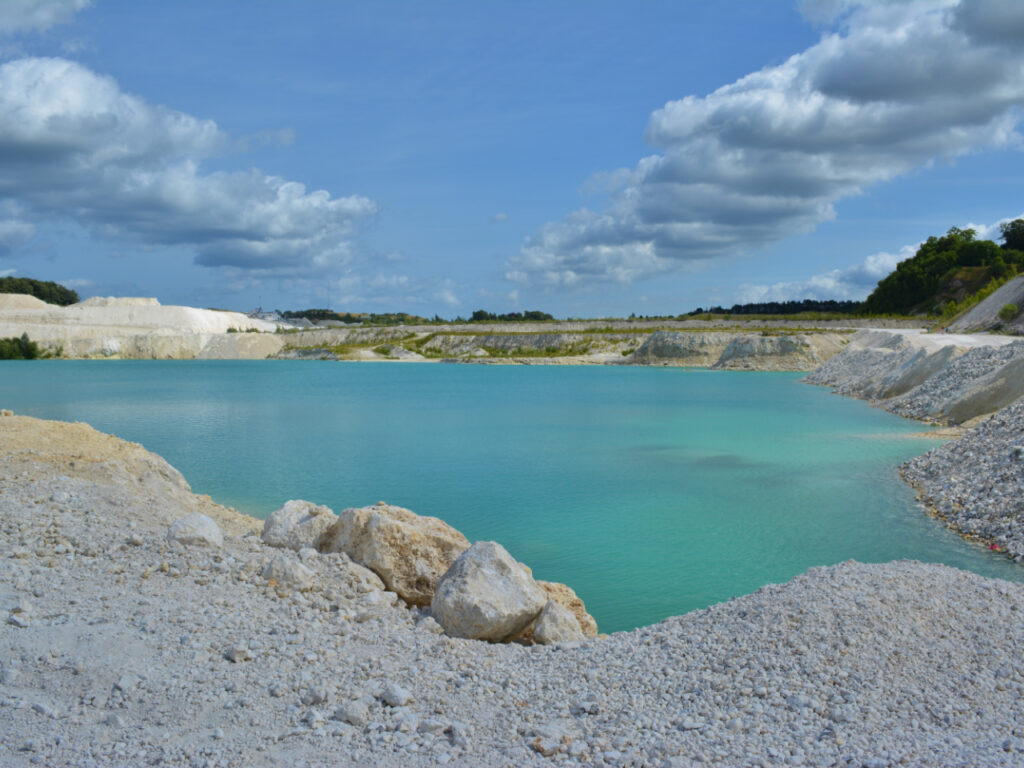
top-left (806, 330), bottom-right (1024, 424)
top-left (257, 499), bottom-right (596, 644)
top-left (903, 394), bottom-right (1024, 559)
top-left (317, 502), bottom-right (470, 607)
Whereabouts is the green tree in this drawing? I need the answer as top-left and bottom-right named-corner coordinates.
top-left (1000, 219), bottom-right (1024, 251)
top-left (0, 277), bottom-right (79, 306)
top-left (0, 333), bottom-right (41, 359)
top-left (999, 303), bottom-right (1019, 322)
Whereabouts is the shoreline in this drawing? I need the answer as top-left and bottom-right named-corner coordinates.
top-left (3, 413), bottom-right (1024, 765)
top-left (4, 335), bottom-right (1024, 765)
top-left (805, 329), bottom-right (1024, 561)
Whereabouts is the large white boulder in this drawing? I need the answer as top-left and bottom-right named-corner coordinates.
top-left (262, 500), bottom-right (337, 551)
top-left (319, 502), bottom-right (469, 606)
top-left (166, 513), bottom-right (223, 547)
top-left (430, 541), bottom-right (546, 642)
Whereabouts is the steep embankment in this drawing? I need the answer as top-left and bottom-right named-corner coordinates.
top-left (806, 328), bottom-right (1024, 560)
top-left (3, 413), bottom-right (1024, 766)
top-left (0, 295), bottom-right (281, 359)
top-left (805, 329), bottom-right (1024, 424)
top-left (903, 397), bottom-right (1024, 560)
top-left (278, 327), bottom-right (850, 370)
top-left (628, 330), bottom-right (847, 370)
top-left (948, 274), bottom-right (1024, 334)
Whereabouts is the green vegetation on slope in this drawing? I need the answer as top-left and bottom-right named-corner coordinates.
top-left (863, 222), bottom-right (1024, 316)
top-left (0, 277), bottom-right (79, 306)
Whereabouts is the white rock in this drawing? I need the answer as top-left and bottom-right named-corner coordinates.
top-left (319, 502), bottom-right (470, 606)
top-left (336, 700), bottom-right (370, 727)
top-left (380, 682), bottom-right (413, 707)
top-left (263, 554), bottom-right (315, 592)
top-left (262, 500), bottom-right (337, 551)
top-left (430, 541), bottom-right (547, 642)
top-left (166, 513), bottom-right (223, 547)
top-left (532, 600), bottom-right (585, 645)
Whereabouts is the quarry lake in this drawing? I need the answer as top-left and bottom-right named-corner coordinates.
top-left (3, 360), bottom-right (1022, 632)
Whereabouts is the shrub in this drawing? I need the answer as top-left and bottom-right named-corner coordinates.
top-left (998, 303), bottom-right (1019, 322)
top-left (0, 333), bottom-right (41, 359)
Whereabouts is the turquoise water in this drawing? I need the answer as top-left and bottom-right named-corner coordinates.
top-left (2, 360), bottom-right (1021, 631)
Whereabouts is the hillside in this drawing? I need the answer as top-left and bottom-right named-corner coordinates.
top-left (862, 222), bottom-right (1024, 317)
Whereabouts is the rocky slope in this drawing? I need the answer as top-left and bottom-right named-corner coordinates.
top-left (278, 328), bottom-right (850, 370)
top-left (627, 331), bottom-right (847, 370)
top-left (806, 327), bottom-right (1024, 564)
top-left (0, 296), bottom-right (280, 359)
top-left (805, 329), bottom-right (1024, 424)
top-left (3, 413), bottom-right (1024, 766)
top-left (902, 395), bottom-right (1024, 560)
top-left (948, 274), bottom-right (1024, 334)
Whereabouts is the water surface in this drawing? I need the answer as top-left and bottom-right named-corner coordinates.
top-left (2, 360), bottom-right (1020, 631)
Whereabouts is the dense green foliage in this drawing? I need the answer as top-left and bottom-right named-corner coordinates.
top-left (862, 224), bottom-right (1024, 315)
top-left (688, 299), bottom-right (863, 316)
top-left (469, 309), bottom-right (554, 322)
top-left (0, 277), bottom-right (79, 306)
top-left (0, 333), bottom-right (41, 359)
top-left (999, 303), bottom-right (1019, 322)
top-left (1001, 219), bottom-right (1024, 252)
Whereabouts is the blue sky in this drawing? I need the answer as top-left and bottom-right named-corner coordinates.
top-left (1, 0), bottom-right (1023, 317)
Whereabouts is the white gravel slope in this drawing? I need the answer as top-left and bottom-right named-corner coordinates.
top-left (903, 395), bottom-right (1024, 560)
top-left (2, 416), bottom-right (1024, 767)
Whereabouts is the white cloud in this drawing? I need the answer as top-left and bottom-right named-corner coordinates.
top-left (59, 277), bottom-right (94, 290)
top-left (735, 208), bottom-right (1024, 303)
top-left (0, 57), bottom-right (378, 276)
top-left (509, 0), bottom-right (1024, 289)
top-left (736, 245), bottom-right (915, 303)
top-left (276, 273), bottom-right (460, 312)
top-left (489, 212), bottom-right (508, 222)
top-left (0, 0), bottom-right (89, 35)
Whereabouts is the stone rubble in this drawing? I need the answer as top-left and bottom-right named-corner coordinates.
top-left (903, 394), bottom-right (1024, 559)
top-left (2, 408), bottom-right (1024, 766)
top-left (806, 328), bottom-right (1024, 563)
top-left (805, 330), bottom-right (1024, 424)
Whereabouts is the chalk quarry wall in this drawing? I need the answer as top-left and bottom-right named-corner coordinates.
top-left (0, 296), bottom-right (282, 359)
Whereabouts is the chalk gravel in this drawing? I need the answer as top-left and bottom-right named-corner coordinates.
top-left (903, 395), bottom-right (1024, 560)
top-left (2, 418), bottom-right (1024, 767)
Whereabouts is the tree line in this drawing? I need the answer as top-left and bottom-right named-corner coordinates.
top-left (862, 220), bottom-right (1024, 315)
top-left (0, 277), bottom-right (79, 306)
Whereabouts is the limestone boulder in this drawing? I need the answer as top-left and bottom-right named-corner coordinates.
top-left (533, 600), bottom-right (586, 645)
top-left (263, 553), bottom-right (315, 592)
top-left (431, 541), bottom-right (546, 642)
top-left (262, 499), bottom-right (337, 551)
top-left (318, 501), bottom-right (469, 606)
top-left (537, 580), bottom-right (598, 638)
top-left (166, 513), bottom-right (223, 547)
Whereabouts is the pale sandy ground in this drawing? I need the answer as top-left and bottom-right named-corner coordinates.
top-left (2, 411), bottom-right (1024, 767)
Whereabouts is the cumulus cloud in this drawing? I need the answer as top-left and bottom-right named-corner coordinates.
top-left (0, 0), bottom-right (89, 35)
top-left (736, 245), bottom-right (915, 303)
top-left (0, 57), bottom-right (377, 276)
top-left (509, 0), bottom-right (1024, 289)
top-left (736, 207), bottom-right (1024, 303)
